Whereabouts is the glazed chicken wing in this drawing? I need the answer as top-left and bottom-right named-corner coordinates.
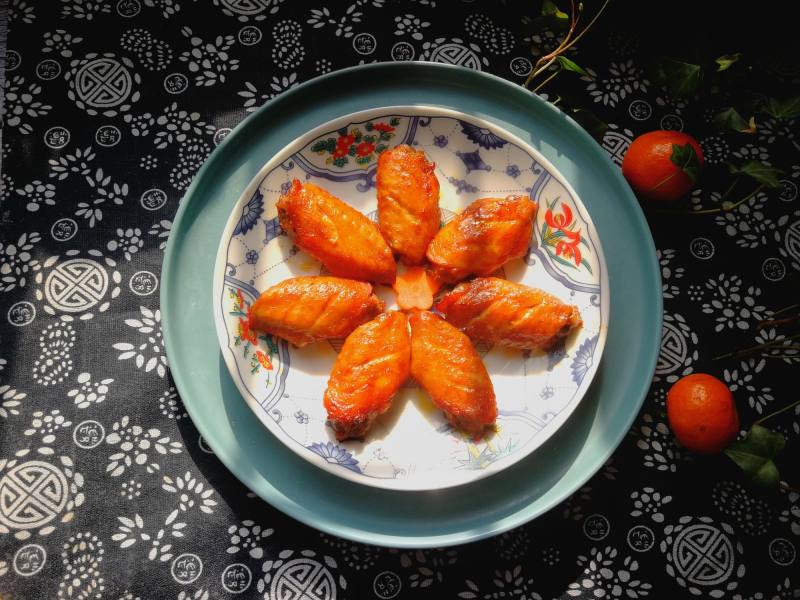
top-left (324, 311), bottom-right (411, 440)
top-left (409, 311), bottom-right (496, 438)
top-left (376, 144), bottom-right (441, 264)
top-left (435, 277), bottom-right (582, 351)
top-left (248, 276), bottom-right (384, 347)
top-left (426, 195), bottom-right (537, 283)
top-left (277, 179), bottom-right (396, 284)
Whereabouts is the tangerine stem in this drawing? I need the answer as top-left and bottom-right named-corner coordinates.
top-left (654, 184), bottom-right (766, 215)
top-left (719, 176), bottom-right (741, 203)
top-left (755, 399), bottom-right (800, 426)
top-left (757, 314), bottom-right (800, 330)
top-left (533, 67), bottom-right (562, 93)
top-left (780, 481), bottom-right (800, 495)
top-left (770, 303), bottom-right (800, 317)
top-left (712, 333), bottom-right (800, 360)
top-left (560, 0), bottom-right (610, 53)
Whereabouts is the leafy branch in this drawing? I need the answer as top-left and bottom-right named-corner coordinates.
top-left (523, 0), bottom-right (610, 92)
top-left (724, 400), bottom-right (800, 489)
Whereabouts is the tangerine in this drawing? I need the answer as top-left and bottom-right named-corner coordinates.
top-left (666, 373), bottom-right (739, 454)
top-left (621, 130), bottom-right (704, 201)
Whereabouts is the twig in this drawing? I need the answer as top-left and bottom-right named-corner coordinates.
top-left (524, 0), bottom-right (610, 90)
top-left (755, 399), bottom-right (800, 426)
top-left (758, 314), bottom-right (800, 330)
top-left (770, 303), bottom-right (800, 318)
top-left (533, 67), bottom-right (561, 93)
top-left (781, 481), bottom-right (800, 495)
top-left (652, 184), bottom-right (766, 215)
top-left (712, 333), bottom-right (800, 360)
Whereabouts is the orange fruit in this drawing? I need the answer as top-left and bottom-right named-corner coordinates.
top-left (621, 130), bottom-right (704, 201)
top-left (666, 373), bottom-right (739, 454)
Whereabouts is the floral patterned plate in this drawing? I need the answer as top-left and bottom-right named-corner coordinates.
top-left (212, 106), bottom-right (609, 491)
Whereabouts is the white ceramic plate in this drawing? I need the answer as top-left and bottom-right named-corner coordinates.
top-left (213, 106), bottom-right (609, 491)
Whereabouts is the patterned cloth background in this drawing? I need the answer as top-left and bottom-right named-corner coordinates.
top-left (1, 1), bottom-right (799, 599)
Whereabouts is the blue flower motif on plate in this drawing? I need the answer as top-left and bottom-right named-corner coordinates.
top-left (234, 188), bottom-right (264, 236)
top-left (457, 150), bottom-right (491, 173)
top-left (245, 250), bottom-right (259, 264)
top-left (433, 135), bottom-right (448, 148)
top-left (571, 334), bottom-right (599, 385)
top-left (307, 441), bottom-right (362, 473)
top-left (459, 120), bottom-right (508, 149)
top-left (280, 180), bottom-right (292, 195)
top-left (264, 217), bottom-right (282, 244)
top-left (506, 164), bottom-right (521, 178)
top-left (448, 176), bottom-right (479, 195)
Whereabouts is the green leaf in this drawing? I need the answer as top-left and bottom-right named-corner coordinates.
top-left (569, 108), bottom-right (608, 142)
top-left (724, 424), bottom-right (785, 488)
top-left (713, 107), bottom-right (756, 133)
top-left (652, 58), bottom-right (703, 97)
top-left (541, 0), bottom-right (569, 20)
top-left (761, 96), bottom-right (800, 119)
top-left (670, 143), bottom-right (701, 183)
top-left (731, 161), bottom-right (784, 188)
top-left (556, 55), bottom-right (588, 76)
top-left (715, 53), bottom-right (741, 72)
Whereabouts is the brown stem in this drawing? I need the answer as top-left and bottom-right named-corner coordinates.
top-left (560, 0), bottom-right (609, 53)
top-left (755, 399), bottom-right (800, 426)
top-left (533, 67), bottom-right (562, 93)
top-left (654, 184), bottom-right (766, 216)
top-left (525, 0), bottom-right (608, 89)
top-left (719, 176), bottom-right (741, 203)
top-left (647, 171), bottom-right (679, 194)
top-left (712, 333), bottom-right (800, 360)
top-left (771, 303), bottom-right (800, 318)
top-left (757, 314), bottom-right (800, 330)
top-left (781, 481), bottom-right (800, 495)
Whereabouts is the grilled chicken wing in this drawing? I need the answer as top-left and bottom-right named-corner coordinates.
top-left (426, 195), bottom-right (537, 283)
top-left (376, 145), bottom-right (441, 264)
top-left (324, 311), bottom-right (411, 440)
top-left (277, 179), bottom-right (396, 284)
top-left (409, 310), bottom-right (496, 438)
top-left (435, 277), bottom-right (582, 351)
top-left (248, 276), bottom-right (384, 347)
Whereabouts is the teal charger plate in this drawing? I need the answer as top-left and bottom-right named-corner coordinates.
top-left (162, 63), bottom-right (662, 548)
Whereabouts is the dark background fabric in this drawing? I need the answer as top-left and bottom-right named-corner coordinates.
top-left (1, 1), bottom-right (799, 599)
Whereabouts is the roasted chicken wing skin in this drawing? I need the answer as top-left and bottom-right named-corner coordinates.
top-left (376, 145), bottom-right (441, 264)
top-left (435, 277), bottom-right (582, 351)
top-left (425, 195), bottom-right (537, 283)
top-left (409, 310), bottom-right (496, 438)
top-left (324, 311), bottom-right (411, 440)
top-left (248, 276), bottom-right (384, 347)
top-left (277, 179), bottom-right (396, 284)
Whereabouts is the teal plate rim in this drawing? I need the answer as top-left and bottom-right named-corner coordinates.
top-left (162, 62), bottom-right (662, 548)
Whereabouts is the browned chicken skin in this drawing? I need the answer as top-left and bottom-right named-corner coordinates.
top-left (409, 311), bottom-right (496, 438)
top-left (277, 179), bottom-right (396, 285)
top-left (376, 145), bottom-right (441, 265)
top-left (435, 277), bottom-right (582, 351)
top-left (248, 276), bottom-right (384, 347)
top-left (324, 311), bottom-right (411, 440)
top-left (426, 195), bottom-right (537, 283)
